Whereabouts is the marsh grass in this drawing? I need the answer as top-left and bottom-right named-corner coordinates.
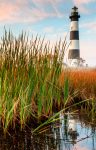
top-left (0, 30), bottom-right (70, 131)
top-left (0, 30), bottom-right (96, 132)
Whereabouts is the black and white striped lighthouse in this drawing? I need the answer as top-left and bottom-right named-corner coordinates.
top-left (68, 6), bottom-right (80, 66)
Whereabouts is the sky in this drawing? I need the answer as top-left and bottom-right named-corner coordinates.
top-left (0, 0), bottom-right (96, 67)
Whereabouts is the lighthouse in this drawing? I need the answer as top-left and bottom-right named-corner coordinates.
top-left (68, 6), bottom-right (80, 67)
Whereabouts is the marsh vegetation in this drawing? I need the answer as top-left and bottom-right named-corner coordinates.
top-left (0, 30), bottom-right (96, 133)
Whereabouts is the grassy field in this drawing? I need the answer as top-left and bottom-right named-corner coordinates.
top-left (0, 30), bottom-right (96, 132)
top-left (59, 69), bottom-right (96, 100)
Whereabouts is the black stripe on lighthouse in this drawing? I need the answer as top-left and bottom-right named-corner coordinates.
top-left (68, 49), bottom-right (80, 59)
top-left (70, 31), bottom-right (79, 40)
top-left (70, 17), bottom-right (79, 21)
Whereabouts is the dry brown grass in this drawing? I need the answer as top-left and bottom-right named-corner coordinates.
top-left (59, 69), bottom-right (96, 100)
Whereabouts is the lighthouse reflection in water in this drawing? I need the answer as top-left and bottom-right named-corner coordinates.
top-left (50, 112), bottom-right (96, 150)
top-left (51, 112), bottom-right (79, 149)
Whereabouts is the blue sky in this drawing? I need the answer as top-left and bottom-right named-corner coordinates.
top-left (0, 0), bottom-right (96, 66)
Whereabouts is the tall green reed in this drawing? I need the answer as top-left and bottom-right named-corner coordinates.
top-left (0, 30), bottom-right (68, 131)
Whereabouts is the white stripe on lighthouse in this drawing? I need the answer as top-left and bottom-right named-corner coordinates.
top-left (70, 21), bottom-right (79, 31)
top-left (70, 40), bottom-right (79, 49)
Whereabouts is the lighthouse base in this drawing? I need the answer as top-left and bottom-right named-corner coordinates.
top-left (68, 59), bottom-right (80, 67)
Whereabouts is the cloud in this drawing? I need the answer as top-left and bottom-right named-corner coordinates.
top-left (32, 0), bottom-right (64, 18)
top-left (73, 0), bottom-right (95, 5)
top-left (80, 21), bottom-right (96, 33)
top-left (0, 0), bottom-right (64, 24)
top-left (31, 0), bottom-right (63, 6)
top-left (0, 2), bottom-right (18, 22)
top-left (73, 0), bottom-right (96, 14)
